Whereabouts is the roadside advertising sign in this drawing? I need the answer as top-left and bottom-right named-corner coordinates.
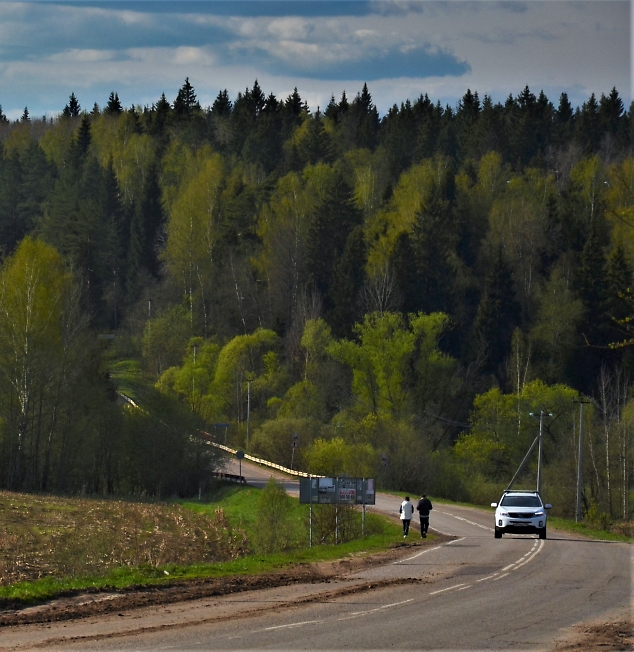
top-left (299, 477), bottom-right (375, 505)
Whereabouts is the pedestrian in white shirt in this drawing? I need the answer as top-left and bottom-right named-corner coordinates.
top-left (399, 496), bottom-right (414, 537)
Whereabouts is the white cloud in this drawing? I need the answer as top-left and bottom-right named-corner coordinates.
top-left (0, 1), bottom-right (628, 118)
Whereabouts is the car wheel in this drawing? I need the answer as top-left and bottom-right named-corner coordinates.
top-left (494, 528), bottom-right (502, 538)
top-left (539, 527), bottom-right (547, 539)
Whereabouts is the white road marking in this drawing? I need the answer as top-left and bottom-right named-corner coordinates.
top-left (445, 536), bottom-right (466, 545)
top-left (492, 573), bottom-right (510, 581)
top-left (513, 539), bottom-right (545, 570)
top-left (429, 583), bottom-right (466, 595)
top-left (440, 511), bottom-right (494, 532)
top-left (264, 620), bottom-right (322, 631)
top-left (476, 573), bottom-right (499, 582)
top-left (394, 546), bottom-right (441, 563)
top-left (349, 598), bottom-right (414, 615)
top-left (457, 585), bottom-right (472, 591)
top-left (429, 527), bottom-right (456, 536)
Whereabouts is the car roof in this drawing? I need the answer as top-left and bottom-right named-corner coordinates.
top-left (502, 490), bottom-right (540, 495)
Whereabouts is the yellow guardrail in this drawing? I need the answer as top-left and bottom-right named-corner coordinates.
top-left (118, 393), bottom-right (320, 479)
top-left (200, 433), bottom-right (322, 478)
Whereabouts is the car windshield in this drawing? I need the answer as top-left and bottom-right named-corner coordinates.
top-left (500, 495), bottom-right (542, 507)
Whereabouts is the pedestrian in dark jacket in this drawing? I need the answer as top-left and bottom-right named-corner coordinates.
top-left (416, 495), bottom-right (433, 537)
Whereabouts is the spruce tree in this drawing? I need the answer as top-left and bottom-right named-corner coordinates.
top-left (211, 89), bottom-right (232, 116)
top-left (63, 93), bottom-right (81, 118)
top-left (173, 77), bottom-right (200, 117)
top-left (306, 172), bottom-right (362, 313)
top-left (329, 226), bottom-right (367, 337)
top-left (105, 92), bottom-right (123, 116)
top-left (472, 247), bottom-right (520, 375)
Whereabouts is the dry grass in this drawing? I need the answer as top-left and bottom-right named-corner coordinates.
top-left (0, 491), bottom-right (249, 585)
top-left (610, 520), bottom-right (634, 538)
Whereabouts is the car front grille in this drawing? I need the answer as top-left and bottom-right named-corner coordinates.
top-left (508, 512), bottom-right (534, 519)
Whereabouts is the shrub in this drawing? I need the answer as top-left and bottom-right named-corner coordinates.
top-left (252, 478), bottom-right (296, 553)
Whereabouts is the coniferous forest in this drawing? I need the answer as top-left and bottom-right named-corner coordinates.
top-left (1, 80), bottom-right (633, 523)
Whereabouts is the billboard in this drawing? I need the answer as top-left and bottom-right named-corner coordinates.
top-left (299, 477), bottom-right (375, 505)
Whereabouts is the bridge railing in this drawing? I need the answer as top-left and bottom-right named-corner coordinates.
top-left (199, 431), bottom-right (322, 478)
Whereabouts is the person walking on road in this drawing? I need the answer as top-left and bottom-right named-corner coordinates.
top-left (416, 494), bottom-right (433, 537)
top-left (399, 496), bottom-right (414, 537)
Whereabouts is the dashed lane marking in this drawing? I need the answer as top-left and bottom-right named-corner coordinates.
top-left (264, 620), bottom-right (322, 631)
top-left (440, 511), bottom-right (494, 532)
top-left (429, 583), bottom-right (466, 595)
top-left (512, 539), bottom-right (545, 570)
top-left (492, 573), bottom-right (510, 581)
top-left (349, 598), bottom-right (414, 615)
top-left (476, 573), bottom-right (499, 582)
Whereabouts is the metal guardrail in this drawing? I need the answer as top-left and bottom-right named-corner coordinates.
top-left (199, 432), bottom-right (323, 478)
top-left (118, 393), bottom-right (320, 479)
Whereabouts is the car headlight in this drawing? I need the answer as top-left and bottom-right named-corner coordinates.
top-left (534, 511), bottom-right (544, 516)
top-left (498, 510), bottom-right (509, 516)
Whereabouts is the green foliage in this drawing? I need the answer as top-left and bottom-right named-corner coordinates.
top-left (251, 417), bottom-right (321, 469)
top-left (328, 311), bottom-right (451, 420)
top-left (455, 380), bottom-right (578, 491)
top-left (252, 477), bottom-right (297, 553)
top-left (305, 437), bottom-right (378, 477)
top-left (0, 83), bottom-right (633, 521)
top-left (143, 306), bottom-right (191, 378)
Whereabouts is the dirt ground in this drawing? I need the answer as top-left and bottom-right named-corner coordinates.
top-left (553, 616), bottom-right (633, 651)
top-left (0, 535), bottom-right (446, 629)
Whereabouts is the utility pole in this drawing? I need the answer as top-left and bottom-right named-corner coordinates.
top-left (192, 343), bottom-right (198, 403)
top-left (573, 397), bottom-right (592, 522)
top-left (537, 410), bottom-right (545, 495)
top-left (245, 372), bottom-right (255, 450)
top-left (530, 410), bottom-right (553, 495)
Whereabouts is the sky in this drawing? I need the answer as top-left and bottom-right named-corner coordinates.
top-left (0, 0), bottom-right (630, 120)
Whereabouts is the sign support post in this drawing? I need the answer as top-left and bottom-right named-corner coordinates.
top-left (362, 478), bottom-right (366, 537)
top-left (309, 476), bottom-right (313, 548)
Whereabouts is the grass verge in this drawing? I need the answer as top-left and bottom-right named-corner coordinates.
top-left (0, 485), bottom-right (407, 607)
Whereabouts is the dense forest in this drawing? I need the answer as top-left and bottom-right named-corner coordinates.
top-left (0, 80), bottom-right (632, 522)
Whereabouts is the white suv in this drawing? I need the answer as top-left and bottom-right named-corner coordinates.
top-left (491, 491), bottom-right (551, 539)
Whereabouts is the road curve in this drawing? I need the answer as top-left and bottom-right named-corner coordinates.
top-left (4, 458), bottom-right (630, 651)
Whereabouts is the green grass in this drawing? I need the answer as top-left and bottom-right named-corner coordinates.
top-left (0, 484), bottom-right (409, 607)
top-left (547, 516), bottom-right (632, 543)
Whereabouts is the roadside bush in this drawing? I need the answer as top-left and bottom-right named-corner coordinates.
top-left (252, 477), bottom-right (296, 553)
top-left (311, 504), bottom-right (361, 544)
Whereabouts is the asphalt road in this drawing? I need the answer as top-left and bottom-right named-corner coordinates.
top-left (5, 459), bottom-right (631, 651)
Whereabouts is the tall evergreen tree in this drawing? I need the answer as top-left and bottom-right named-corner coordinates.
top-left (472, 247), bottom-right (521, 376)
top-left (306, 172), bottom-right (362, 314)
top-left (105, 92), bottom-right (123, 116)
top-left (173, 77), bottom-right (200, 117)
top-left (62, 93), bottom-right (81, 118)
top-left (329, 226), bottom-right (367, 337)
